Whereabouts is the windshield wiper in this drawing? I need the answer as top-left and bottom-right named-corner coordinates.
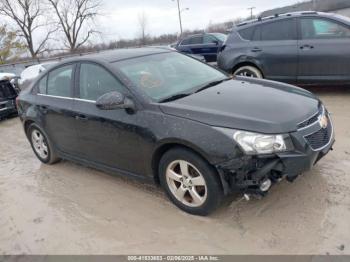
top-left (159, 93), bottom-right (192, 103)
top-left (194, 77), bottom-right (231, 94)
top-left (159, 77), bottom-right (232, 103)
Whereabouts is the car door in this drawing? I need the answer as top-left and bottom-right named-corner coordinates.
top-left (71, 62), bottom-right (145, 175)
top-left (176, 37), bottom-right (191, 54)
top-left (35, 63), bottom-right (79, 154)
top-left (250, 18), bottom-right (298, 84)
top-left (186, 36), bottom-right (204, 55)
top-left (202, 35), bottom-right (221, 62)
top-left (297, 16), bottom-right (350, 85)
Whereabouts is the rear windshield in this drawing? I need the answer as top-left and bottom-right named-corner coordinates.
top-left (238, 27), bottom-right (255, 40)
top-left (0, 81), bottom-right (16, 99)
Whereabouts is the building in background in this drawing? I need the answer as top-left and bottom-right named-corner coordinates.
top-left (261, 0), bottom-right (350, 18)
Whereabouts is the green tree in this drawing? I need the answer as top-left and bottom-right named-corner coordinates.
top-left (0, 25), bottom-right (25, 64)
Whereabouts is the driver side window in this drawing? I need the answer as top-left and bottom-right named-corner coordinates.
top-left (79, 63), bottom-right (126, 101)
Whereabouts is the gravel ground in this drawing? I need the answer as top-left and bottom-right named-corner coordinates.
top-left (0, 88), bottom-right (349, 255)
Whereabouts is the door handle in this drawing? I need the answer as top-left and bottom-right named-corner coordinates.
top-left (75, 115), bottom-right (89, 121)
top-left (300, 44), bottom-right (314, 50)
top-left (251, 47), bottom-right (262, 52)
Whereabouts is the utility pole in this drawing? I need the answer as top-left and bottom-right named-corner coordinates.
top-left (172, 0), bottom-right (189, 37)
top-left (176, 0), bottom-right (183, 36)
top-left (248, 7), bottom-right (256, 20)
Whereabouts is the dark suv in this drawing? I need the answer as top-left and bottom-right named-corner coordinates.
top-left (175, 33), bottom-right (227, 62)
top-left (217, 12), bottom-right (350, 86)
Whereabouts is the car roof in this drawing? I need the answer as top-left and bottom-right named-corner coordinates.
top-left (66, 47), bottom-right (173, 63)
top-left (235, 11), bottom-right (346, 30)
top-left (185, 33), bottom-right (220, 37)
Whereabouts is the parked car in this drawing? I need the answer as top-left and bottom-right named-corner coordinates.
top-left (19, 62), bottom-right (56, 90)
top-left (217, 11), bottom-right (350, 86)
top-left (175, 33), bottom-right (227, 62)
top-left (0, 73), bottom-right (20, 92)
top-left (17, 48), bottom-right (334, 215)
top-left (0, 78), bottom-right (18, 119)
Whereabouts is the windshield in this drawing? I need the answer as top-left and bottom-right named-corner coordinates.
top-left (114, 52), bottom-right (227, 102)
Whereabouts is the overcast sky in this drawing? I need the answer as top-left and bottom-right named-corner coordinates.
top-left (96, 0), bottom-right (300, 41)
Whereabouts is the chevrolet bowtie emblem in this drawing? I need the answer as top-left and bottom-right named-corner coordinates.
top-left (319, 114), bottom-right (328, 129)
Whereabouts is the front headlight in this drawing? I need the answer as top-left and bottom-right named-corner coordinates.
top-left (233, 131), bottom-right (292, 155)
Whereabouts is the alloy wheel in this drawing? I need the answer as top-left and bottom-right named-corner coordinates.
top-left (165, 160), bottom-right (207, 207)
top-left (31, 129), bottom-right (49, 160)
top-left (236, 69), bottom-right (258, 78)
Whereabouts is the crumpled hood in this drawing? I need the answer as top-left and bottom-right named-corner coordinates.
top-left (159, 77), bottom-right (320, 134)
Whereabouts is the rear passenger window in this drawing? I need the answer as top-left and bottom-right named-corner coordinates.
top-left (301, 18), bottom-right (350, 39)
top-left (180, 38), bottom-right (191, 45)
top-left (189, 36), bottom-right (203, 44)
top-left (38, 76), bottom-right (47, 94)
top-left (252, 26), bottom-right (261, 41)
top-left (79, 63), bottom-right (126, 101)
top-left (47, 65), bottom-right (73, 97)
top-left (238, 27), bottom-right (255, 40)
top-left (203, 35), bottom-right (217, 44)
top-left (261, 19), bottom-right (297, 41)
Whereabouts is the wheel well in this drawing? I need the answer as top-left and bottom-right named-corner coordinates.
top-left (24, 120), bottom-right (35, 137)
top-left (232, 62), bottom-right (264, 77)
top-left (152, 143), bottom-right (213, 185)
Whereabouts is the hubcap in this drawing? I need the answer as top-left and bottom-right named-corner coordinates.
top-left (236, 70), bottom-right (257, 78)
top-left (31, 129), bottom-right (48, 160)
top-left (166, 160), bottom-right (207, 207)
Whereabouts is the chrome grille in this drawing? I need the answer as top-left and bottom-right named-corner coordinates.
top-left (304, 115), bottom-right (332, 150)
top-left (297, 106), bottom-right (323, 129)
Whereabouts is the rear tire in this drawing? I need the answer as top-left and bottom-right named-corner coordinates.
top-left (159, 148), bottom-right (223, 216)
top-left (27, 124), bottom-right (60, 165)
top-left (233, 66), bottom-right (263, 78)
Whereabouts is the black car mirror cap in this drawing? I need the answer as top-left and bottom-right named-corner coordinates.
top-left (96, 91), bottom-right (135, 111)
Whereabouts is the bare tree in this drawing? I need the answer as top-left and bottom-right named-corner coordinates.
top-left (47, 0), bottom-right (101, 51)
top-left (0, 25), bottom-right (26, 63)
top-left (0, 0), bottom-right (56, 58)
top-left (138, 11), bottom-right (149, 46)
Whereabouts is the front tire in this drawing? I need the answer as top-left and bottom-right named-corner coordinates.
top-left (27, 124), bottom-right (60, 164)
top-left (233, 65), bottom-right (263, 78)
top-left (159, 148), bottom-right (223, 216)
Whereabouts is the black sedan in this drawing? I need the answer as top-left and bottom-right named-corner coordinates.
top-left (175, 33), bottom-right (227, 62)
top-left (17, 48), bottom-right (334, 216)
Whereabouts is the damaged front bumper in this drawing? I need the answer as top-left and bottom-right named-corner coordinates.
top-left (216, 114), bottom-right (335, 196)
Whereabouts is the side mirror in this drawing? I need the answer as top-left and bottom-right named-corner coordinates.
top-left (96, 91), bottom-right (135, 111)
top-left (213, 40), bottom-right (219, 46)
